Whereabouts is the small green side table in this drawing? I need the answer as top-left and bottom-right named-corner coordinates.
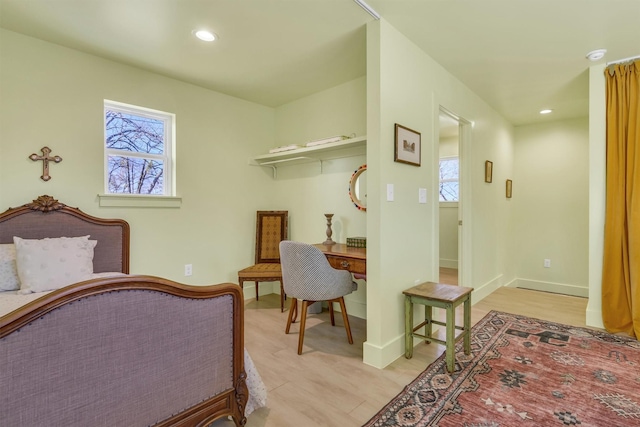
top-left (403, 281), bottom-right (473, 373)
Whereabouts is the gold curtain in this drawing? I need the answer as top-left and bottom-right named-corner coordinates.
top-left (602, 59), bottom-right (640, 338)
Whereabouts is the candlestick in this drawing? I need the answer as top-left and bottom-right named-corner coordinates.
top-left (323, 213), bottom-right (335, 245)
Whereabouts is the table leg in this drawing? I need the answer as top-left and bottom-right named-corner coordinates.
top-left (424, 304), bottom-right (433, 344)
top-left (405, 296), bottom-right (413, 359)
top-left (446, 303), bottom-right (455, 373)
top-left (463, 295), bottom-right (471, 355)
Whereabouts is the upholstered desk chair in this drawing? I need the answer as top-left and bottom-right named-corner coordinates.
top-left (238, 211), bottom-right (288, 311)
top-left (279, 241), bottom-right (357, 355)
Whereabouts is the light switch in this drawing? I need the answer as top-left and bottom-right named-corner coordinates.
top-left (419, 188), bottom-right (427, 203)
top-left (386, 184), bottom-right (394, 201)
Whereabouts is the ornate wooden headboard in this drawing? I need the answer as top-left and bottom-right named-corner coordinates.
top-left (0, 195), bottom-right (130, 273)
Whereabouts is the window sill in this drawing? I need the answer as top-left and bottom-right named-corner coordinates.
top-left (439, 202), bottom-right (459, 208)
top-left (97, 194), bottom-right (182, 208)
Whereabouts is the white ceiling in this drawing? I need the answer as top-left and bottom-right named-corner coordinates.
top-left (1, 0), bottom-right (639, 126)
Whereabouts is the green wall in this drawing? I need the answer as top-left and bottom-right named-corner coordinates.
top-left (1, 23), bottom-right (599, 367)
top-left (271, 77), bottom-right (368, 317)
top-left (364, 20), bottom-right (516, 368)
top-left (0, 29), bottom-right (370, 307)
top-left (0, 29), bottom-right (277, 287)
top-left (587, 63), bottom-right (607, 329)
top-left (512, 118), bottom-right (589, 296)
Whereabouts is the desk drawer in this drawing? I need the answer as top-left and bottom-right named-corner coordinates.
top-left (326, 255), bottom-right (366, 275)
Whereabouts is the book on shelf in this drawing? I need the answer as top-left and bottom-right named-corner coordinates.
top-left (268, 144), bottom-right (301, 154)
top-left (305, 135), bottom-right (349, 147)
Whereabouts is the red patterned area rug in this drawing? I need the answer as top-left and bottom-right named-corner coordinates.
top-left (364, 310), bottom-right (640, 427)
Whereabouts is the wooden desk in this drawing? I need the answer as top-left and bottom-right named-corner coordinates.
top-left (313, 243), bottom-right (366, 275)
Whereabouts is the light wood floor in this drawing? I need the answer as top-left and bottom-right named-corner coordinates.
top-left (439, 267), bottom-right (458, 285)
top-left (213, 280), bottom-right (591, 427)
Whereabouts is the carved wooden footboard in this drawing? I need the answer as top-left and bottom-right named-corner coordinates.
top-left (0, 276), bottom-right (248, 427)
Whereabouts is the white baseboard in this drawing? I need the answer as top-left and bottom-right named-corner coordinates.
top-left (344, 299), bottom-right (367, 319)
top-left (439, 258), bottom-right (459, 269)
top-left (241, 281), bottom-right (278, 301)
top-left (363, 334), bottom-right (405, 369)
top-left (329, 297), bottom-right (367, 320)
top-left (586, 308), bottom-right (605, 329)
top-left (245, 282), bottom-right (368, 319)
top-left (508, 278), bottom-right (588, 298)
top-left (363, 274), bottom-right (506, 369)
top-left (472, 274), bottom-right (505, 303)
top-left (256, 275), bottom-right (591, 370)
top-left (586, 299), bottom-right (605, 329)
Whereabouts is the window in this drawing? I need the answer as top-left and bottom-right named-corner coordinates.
top-left (439, 156), bottom-right (459, 202)
top-left (104, 100), bottom-right (174, 196)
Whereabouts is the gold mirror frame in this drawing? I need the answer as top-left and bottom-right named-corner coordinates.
top-left (348, 164), bottom-right (367, 211)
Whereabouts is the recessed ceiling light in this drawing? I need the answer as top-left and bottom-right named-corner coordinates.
top-left (540, 109), bottom-right (553, 115)
top-left (586, 49), bottom-right (607, 61)
top-left (193, 30), bottom-right (217, 42)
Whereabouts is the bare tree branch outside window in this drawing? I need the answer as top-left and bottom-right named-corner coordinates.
top-left (105, 110), bottom-right (165, 194)
top-left (439, 157), bottom-right (459, 202)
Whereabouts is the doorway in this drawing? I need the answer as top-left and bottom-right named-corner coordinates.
top-left (438, 110), bottom-right (459, 285)
top-left (437, 107), bottom-right (471, 286)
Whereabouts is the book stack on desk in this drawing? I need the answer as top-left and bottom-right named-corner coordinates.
top-left (346, 237), bottom-right (366, 248)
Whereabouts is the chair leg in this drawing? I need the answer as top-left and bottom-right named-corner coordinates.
top-left (337, 297), bottom-right (353, 345)
top-left (254, 281), bottom-right (259, 301)
top-left (279, 280), bottom-right (285, 312)
top-left (298, 300), bottom-right (309, 355)
top-left (291, 297), bottom-right (298, 323)
top-left (285, 298), bottom-right (297, 334)
top-left (328, 301), bottom-right (335, 326)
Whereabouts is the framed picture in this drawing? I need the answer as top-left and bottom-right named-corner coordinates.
top-left (484, 160), bottom-right (493, 183)
top-left (394, 123), bottom-right (421, 166)
top-left (506, 179), bottom-right (513, 198)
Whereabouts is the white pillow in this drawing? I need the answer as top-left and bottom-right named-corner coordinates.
top-left (0, 244), bottom-right (20, 291)
top-left (13, 236), bottom-right (97, 294)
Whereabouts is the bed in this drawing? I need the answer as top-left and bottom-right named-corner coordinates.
top-left (0, 195), bottom-right (265, 426)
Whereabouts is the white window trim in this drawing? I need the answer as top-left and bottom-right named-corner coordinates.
top-left (104, 100), bottom-right (176, 197)
top-left (97, 193), bottom-right (182, 208)
top-left (439, 201), bottom-right (459, 207)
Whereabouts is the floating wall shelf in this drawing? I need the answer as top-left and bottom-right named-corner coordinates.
top-left (249, 136), bottom-right (366, 177)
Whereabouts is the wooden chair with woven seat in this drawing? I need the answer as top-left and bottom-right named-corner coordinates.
top-left (238, 211), bottom-right (288, 311)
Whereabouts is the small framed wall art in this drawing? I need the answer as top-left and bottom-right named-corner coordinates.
top-left (506, 179), bottom-right (513, 198)
top-left (394, 123), bottom-right (421, 166)
top-left (484, 160), bottom-right (493, 183)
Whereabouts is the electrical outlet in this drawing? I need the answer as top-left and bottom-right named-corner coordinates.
top-left (544, 259), bottom-right (551, 268)
top-left (184, 264), bottom-right (193, 276)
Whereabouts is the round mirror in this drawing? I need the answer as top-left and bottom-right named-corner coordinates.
top-left (348, 164), bottom-right (367, 211)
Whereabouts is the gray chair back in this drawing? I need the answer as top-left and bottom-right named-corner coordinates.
top-left (279, 241), bottom-right (356, 301)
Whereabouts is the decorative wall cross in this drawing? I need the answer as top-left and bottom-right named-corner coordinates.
top-left (29, 146), bottom-right (63, 182)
